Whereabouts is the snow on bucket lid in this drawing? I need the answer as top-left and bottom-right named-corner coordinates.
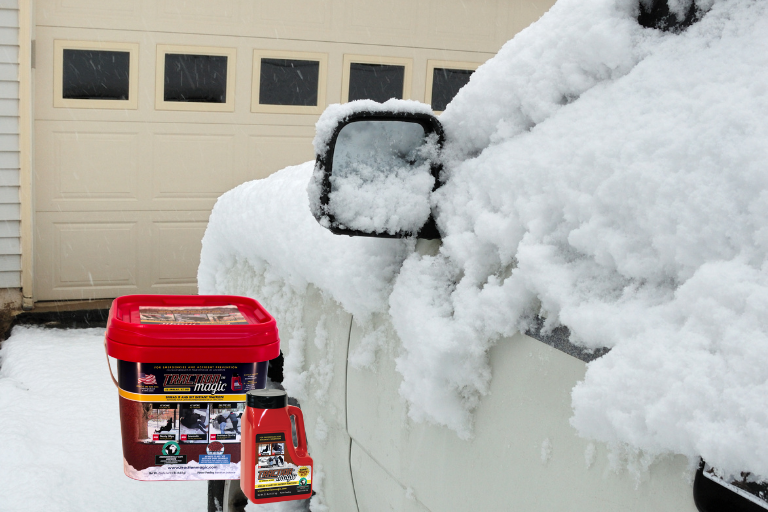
top-left (105, 295), bottom-right (280, 364)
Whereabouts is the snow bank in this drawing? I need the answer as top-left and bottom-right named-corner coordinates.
top-left (199, 0), bottom-right (768, 482)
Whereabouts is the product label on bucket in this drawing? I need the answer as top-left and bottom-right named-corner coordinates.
top-left (254, 433), bottom-right (312, 500)
top-left (119, 361), bottom-right (268, 481)
top-left (117, 361), bottom-right (264, 402)
top-left (139, 305), bottom-right (247, 325)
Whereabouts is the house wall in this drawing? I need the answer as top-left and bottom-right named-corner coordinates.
top-left (0, 0), bottom-right (21, 295)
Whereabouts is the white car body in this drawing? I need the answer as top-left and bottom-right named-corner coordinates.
top-left (281, 280), bottom-right (697, 511)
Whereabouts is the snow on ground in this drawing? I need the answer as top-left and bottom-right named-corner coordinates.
top-left (0, 326), bottom-right (205, 511)
top-left (0, 326), bottom-right (304, 512)
top-left (199, 0), bottom-right (768, 483)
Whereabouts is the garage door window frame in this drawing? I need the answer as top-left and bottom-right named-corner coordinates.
top-left (155, 44), bottom-right (237, 112)
top-left (425, 59), bottom-right (480, 114)
top-left (53, 40), bottom-right (139, 110)
top-left (341, 54), bottom-right (412, 104)
top-left (251, 49), bottom-right (328, 115)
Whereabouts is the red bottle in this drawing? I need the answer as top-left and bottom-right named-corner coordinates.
top-left (240, 389), bottom-right (313, 504)
top-left (231, 372), bottom-right (242, 391)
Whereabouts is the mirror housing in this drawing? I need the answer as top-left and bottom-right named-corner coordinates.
top-left (309, 107), bottom-right (445, 239)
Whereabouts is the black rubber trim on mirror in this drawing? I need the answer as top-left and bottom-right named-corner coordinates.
top-left (638, 0), bottom-right (702, 32)
top-left (694, 461), bottom-right (768, 512)
top-left (525, 317), bottom-right (609, 363)
top-left (313, 110), bottom-right (445, 239)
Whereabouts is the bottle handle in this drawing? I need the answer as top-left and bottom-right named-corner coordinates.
top-left (286, 405), bottom-right (308, 456)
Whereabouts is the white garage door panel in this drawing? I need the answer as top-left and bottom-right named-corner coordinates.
top-left (51, 220), bottom-right (138, 289)
top-left (36, 120), bottom-right (315, 214)
top-left (150, 221), bottom-right (208, 288)
top-left (35, 211), bottom-right (209, 299)
top-left (152, 134), bottom-right (234, 199)
top-left (248, 135), bottom-right (315, 180)
top-left (53, 131), bottom-right (139, 200)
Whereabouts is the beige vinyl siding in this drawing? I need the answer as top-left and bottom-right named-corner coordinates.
top-left (0, 0), bottom-right (20, 288)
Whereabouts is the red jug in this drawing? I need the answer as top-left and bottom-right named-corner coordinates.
top-left (240, 389), bottom-right (313, 504)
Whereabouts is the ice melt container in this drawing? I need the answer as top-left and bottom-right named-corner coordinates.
top-left (105, 295), bottom-right (280, 481)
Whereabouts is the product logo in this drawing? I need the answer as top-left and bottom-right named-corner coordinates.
top-left (299, 478), bottom-right (308, 486)
top-left (161, 441), bottom-right (181, 456)
top-left (298, 466), bottom-right (309, 478)
top-left (206, 442), bottom-right (225, 455)
top-left (258, 468), bottom-right (297, 482)
top-left (162, 374), bottom-right (227, 394)
top-left (138, 373), bottom-right (157, 385)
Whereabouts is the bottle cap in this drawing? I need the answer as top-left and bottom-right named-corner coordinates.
top-left (247, 389), bottom-right (287, 409)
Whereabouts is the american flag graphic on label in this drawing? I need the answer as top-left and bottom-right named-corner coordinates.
top-left (138, 373), bottom-right (157, 385)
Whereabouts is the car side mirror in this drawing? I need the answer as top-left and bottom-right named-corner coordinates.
top-left (309, 107), bottom-right (444, 239)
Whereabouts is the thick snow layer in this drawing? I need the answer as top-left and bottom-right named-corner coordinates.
top-left (199, 0), bottom-right (768, 482)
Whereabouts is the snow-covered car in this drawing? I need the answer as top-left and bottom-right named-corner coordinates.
top-left (200, 0), bottom-right (768, 510)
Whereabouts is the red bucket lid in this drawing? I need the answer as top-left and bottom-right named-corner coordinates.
top-left (105, 295), bottom-right (280, 363)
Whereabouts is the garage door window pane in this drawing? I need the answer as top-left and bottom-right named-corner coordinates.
top-left (431, 68), bottom-right (473, 111)
top-left (259, 58), bottom-right (319, 106)
top-left (164, 54), bottom-right (228, 103)
top-left (348, 63), bottom-right (404, 103)
top-left (62, 49), bottom-right (130, 100)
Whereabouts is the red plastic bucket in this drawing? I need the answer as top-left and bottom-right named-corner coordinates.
top-left (105, 295), bottom-right (280, 481)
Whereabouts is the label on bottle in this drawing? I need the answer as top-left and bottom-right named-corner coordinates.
top-left (254, 433), bottom-right (312, 500)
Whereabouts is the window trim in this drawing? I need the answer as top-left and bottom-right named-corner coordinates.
top-left (251, 49), bottom-right (328, 115)
top-left (425, 60), bottom-right (480, 114)
top-left (341, 54), bottom-right (413, 103)
top-left (53, 40), bottom-right (139, 110)
top-left (155, 44), bottom-right (237, 112)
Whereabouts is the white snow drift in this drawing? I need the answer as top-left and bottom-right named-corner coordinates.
top-left (199, 0), bottom-right (768, 482)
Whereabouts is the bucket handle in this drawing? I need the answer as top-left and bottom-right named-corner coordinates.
top-left (103, 337), bottom-right (119, 389)
top-left (287, 405), bottom-right (308, 456)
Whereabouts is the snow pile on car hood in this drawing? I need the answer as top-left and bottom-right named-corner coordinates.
top-left (199, 0), bottom-right (768, 481)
